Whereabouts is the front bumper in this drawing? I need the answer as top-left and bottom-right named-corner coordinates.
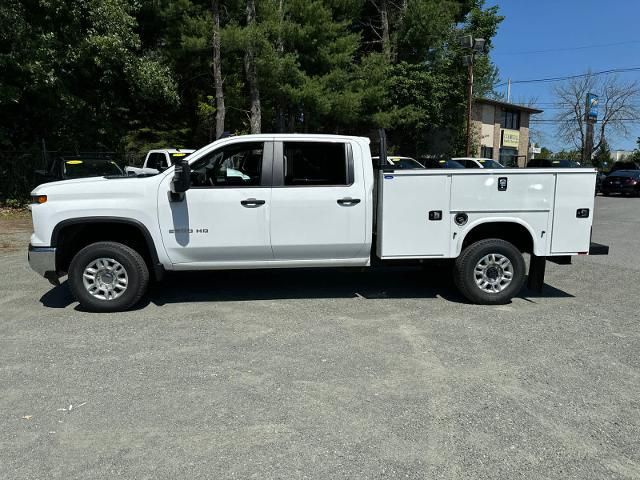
top-left (601, 185), bottom-right (637, 194)
top-left (28, 245), bottom-right (60, 285)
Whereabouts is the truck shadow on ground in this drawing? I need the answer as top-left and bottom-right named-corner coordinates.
top-left (39, 265), bottom-right (573, 310)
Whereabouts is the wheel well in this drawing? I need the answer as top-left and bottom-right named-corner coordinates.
top-left (461, 222), bottom-right (534, 254)
top-left (53, 221), bottom-right (158, 277)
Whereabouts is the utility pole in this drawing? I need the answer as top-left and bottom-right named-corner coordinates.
top-left (507, 78), bottom-right (511, 103)
top-left (465, 62), bottom-right (474, 156)
top-left (584, 93), bottom-right (598, 165)
top-left (461, 35), bottom-right (486, 157)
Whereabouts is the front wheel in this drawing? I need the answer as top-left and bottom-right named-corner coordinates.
top-left (453, 239), bottom-right (526, 305)
top-left (68, 241), bottom-right (149, 312)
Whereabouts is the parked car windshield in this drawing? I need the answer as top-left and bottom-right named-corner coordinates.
top-left (607, 170), bottom-right (640, 178)
top-left (169, 152), bottom-right (192, 164)
top-left (63, 159), bottom-right (123, 178)
top-left (527, 159), bottom-right (581, 168)
top-left (440, 159), bottom-right (465, 168)
top-left (477, 159), bottom-right (504, 168)
top-left (386, 157), bottom-right (424, 169)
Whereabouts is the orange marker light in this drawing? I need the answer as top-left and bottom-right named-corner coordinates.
top-left (31, 195), bottom-right (47, 204)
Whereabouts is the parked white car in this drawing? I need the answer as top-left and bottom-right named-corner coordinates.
top-left (452, 157), bottom-right (505, 169)
top-left (372, 155), bottom-right (424, 169)
top-left (28, 133), bottom-right (607, 311)
top-left (125, 149), bottom-right (195, 176)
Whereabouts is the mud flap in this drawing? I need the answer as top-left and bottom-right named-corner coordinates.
top-left (527, 255), bottom-right (546, 292)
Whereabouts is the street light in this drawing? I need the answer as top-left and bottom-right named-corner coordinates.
top-left (460, 35), bottom-right (486, 156)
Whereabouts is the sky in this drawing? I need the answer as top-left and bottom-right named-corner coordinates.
top-left (485, 0), bottom-right (640, 152)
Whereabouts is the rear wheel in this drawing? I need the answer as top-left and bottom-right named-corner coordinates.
top-left (454, 239), bottom-right (526, 305)
top-left (68, 241), bottom-right (149, 312)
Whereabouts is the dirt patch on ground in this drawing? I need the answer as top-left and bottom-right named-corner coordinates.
top-left (0, 209), bottom-right (32, 252)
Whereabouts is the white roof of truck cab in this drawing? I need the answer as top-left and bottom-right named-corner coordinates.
top-left (149, 149), bottom-right (196, 154)
top-left (203, 134), bottom-right (370, 143)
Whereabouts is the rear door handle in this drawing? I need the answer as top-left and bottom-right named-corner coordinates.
top-left (337, 198), bottom-right (361, 206)
top-left (240, 198), bottom-right (266, 207)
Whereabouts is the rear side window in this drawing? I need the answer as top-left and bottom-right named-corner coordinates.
top-left (283, 142), bottom-right (350, 186)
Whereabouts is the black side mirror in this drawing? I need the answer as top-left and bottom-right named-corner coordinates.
top-left (171, 158), bottom-right (191, 194)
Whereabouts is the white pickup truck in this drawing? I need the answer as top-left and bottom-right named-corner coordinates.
top-left (124, 148), bottom-right (195, 176)
top-left (28, 133), bottom-right (607, 312)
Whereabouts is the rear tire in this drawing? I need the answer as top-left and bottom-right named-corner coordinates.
top-left (68, 241), bottom-right (149, 312)
top-left (454, 239), bottom-right (526, 305)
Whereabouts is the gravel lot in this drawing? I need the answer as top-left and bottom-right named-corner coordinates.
top-left (1, 197), bottom-right (639, 479)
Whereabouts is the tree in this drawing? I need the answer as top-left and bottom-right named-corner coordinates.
top-left (537, 147), bottom-right (552, 159)
top-left (244, 0), bottom-right (261, 134)
top-left (553, 72), bottom-right (640, 161)
top-left (212, 0), bottom-right (225, 140)
top-left (592, 138), bottom-right (612, 168)
top-left (0, 0), bottom-right (178, 151)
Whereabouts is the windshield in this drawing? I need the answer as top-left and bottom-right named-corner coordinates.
top-left (63, 159), bottom-right (123, 178)
top-left (441, 160), bottom-right (465, 169)
top-left (169, 152), bottom-right (192, 164)
top-left (387, 157), bottom-right (424, 169)
top-left (552, 160), bottom-right (581, 168)
top-left (608, 170), bottom-right (640, 178)
top-left (477, 159), bottom-right (504, 168)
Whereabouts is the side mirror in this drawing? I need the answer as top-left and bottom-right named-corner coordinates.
top-left (171, 159), bottom-right (191, 194)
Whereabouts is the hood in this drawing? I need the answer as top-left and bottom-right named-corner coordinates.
top-left (31, 174), bottom-right (163, 198)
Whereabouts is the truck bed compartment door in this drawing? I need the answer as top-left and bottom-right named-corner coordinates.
top-left (377, 173), bottom-right (451, 257)
top-left (550, 173), bottom-right (595, 254)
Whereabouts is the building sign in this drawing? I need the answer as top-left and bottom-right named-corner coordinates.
top-left (502, 129), bottom-right (520, 148)
top-left (586, 93), bottom-right (598, 122)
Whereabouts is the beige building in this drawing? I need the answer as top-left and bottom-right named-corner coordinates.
top-left (471, 98), bottom-right (542, 167)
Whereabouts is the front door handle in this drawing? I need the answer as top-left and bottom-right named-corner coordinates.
top-left (337, 197), bottom-right (361, 206)
top-left (240, 198), bottom-right (266, 207)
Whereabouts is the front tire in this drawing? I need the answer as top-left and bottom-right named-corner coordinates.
top-left (68, 241), bottom-right (149, 312)
top-left (454, 239), bottom-right (526, 305)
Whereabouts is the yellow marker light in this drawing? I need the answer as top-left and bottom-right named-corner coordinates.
top-left (439, 160), bottom-right (446, 163)
top-left (66, 160), bottom-right (83, 165)
top-left (172, 153), bottom-right (187, 157)
top-left (31, 195), bottom-right (47, 204)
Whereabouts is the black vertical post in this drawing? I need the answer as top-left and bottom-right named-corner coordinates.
top-left (378, 128), bottom-right (387, 169)
top-left (465, 62), bottom-right (474, 157)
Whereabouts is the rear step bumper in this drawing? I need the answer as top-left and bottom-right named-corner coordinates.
top-left (528, 242), bottom-right (610, 292)
top-left (589, 242), bottom-right (609, 255)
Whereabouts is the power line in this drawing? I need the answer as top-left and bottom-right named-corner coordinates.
top-left (495, 66), bottom-right (640, 88)
top-left (530, 118), bottom-right (640, 123)
top-left (494, 40), bottom-right (640, 56)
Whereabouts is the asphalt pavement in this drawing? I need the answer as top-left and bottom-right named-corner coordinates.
top-left (0, 197), bottom-right (638, 479)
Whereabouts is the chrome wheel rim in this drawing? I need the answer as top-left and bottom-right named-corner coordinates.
top-left (474, 253), bottom-right (514, 293)
top-left (82, 258), bottom-right (128, 301)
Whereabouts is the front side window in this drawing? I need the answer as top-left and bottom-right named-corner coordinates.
top-left (190, 142), bottom-right (264, 187)
top-left (283, 142), bottom-right (349, 186)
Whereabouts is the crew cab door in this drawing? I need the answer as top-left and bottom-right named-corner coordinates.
top-left (157, 141), bottom-right (273, 265)
top-left (269, 140), bottom-right (368, 260)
